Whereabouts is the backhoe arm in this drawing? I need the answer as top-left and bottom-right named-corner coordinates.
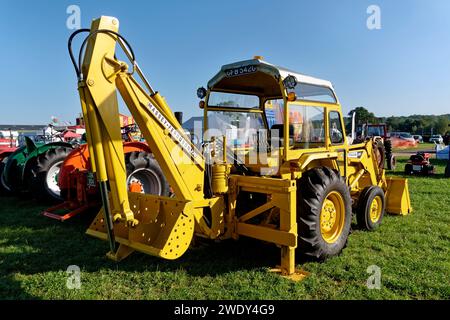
top-left (74, 16), bottom-right (207, 258)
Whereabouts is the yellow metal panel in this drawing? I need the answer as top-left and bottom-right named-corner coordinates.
top-left (116, 74), bottom-right (205, 201)
top-left (236, 223), bottom-right (296, 247)
top-left (232, 175), bottom-right (297, 275)
top-left (79, 17), bottom-right (134, 222)
top-left (87, 193), bottom-right (196, 260)
top-left (238, 201), bottom-right (274, 223)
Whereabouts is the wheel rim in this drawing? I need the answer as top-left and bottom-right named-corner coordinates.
top-left (46, 161), bottom-right (63, 197)
top-left (320, 191), bottom-right (345, 244)
top-left (127, 168), bottom-right (162, 195)
top-left (369, 195), bottom-right (383, 223)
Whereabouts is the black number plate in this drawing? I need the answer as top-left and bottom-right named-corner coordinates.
top-left (225, 65), bottom-right (257, 77)
top-left (86, 171), bottom-right (97, 188)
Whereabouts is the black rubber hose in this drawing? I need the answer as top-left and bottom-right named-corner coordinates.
top-left (68, 28), bottom-right (136, 80)
top-left (68, 28), bottom-right (90, 78)
top-left (77, 29), bottom-right (136, 78)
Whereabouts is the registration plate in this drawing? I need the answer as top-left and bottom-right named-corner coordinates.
top-left (86, 172), bottom-right (97, 188)
top-left (225, 65), bottom-right (257, 77)
top-left (413, 165), bottom-right (422, 171)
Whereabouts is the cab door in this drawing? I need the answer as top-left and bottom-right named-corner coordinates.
top-left (327, 109), bottom-right (347, 176)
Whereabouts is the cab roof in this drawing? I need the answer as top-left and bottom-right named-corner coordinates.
top-left (207, 57), bottom-right (335, 98)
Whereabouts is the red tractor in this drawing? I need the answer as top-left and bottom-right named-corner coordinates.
top-left (0, 131), bottom-right (18, 162)
top-left (355, 123), bottom-right (396, 170)
top-left (42, 124), bottom-right (169, 221)
top-left (43, 141), bottom-right (170, 221)
top-left (0, 145), bottom-right (17, 194)
top-left (404, 152), bottom-right (435, 176)
top-left (0, 146), bottom-right (17, 163)
top-left (0, 133), bottom-right (18, 194)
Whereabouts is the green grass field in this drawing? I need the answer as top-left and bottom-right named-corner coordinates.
top-left (1, 157), bottom-right (449, 300)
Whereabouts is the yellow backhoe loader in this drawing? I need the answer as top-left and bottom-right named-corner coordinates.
top-left (68, 16), bottom-right (411, 277)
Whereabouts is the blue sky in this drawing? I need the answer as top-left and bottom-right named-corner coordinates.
top-left (1, 0), bottom-right (449, 124)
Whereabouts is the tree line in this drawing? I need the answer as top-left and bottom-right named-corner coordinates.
top-left (346, 107), bottom-right (450, 136)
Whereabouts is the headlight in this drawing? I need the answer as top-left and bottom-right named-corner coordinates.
top-left (283, 75), bottom-right (297, 90)
top-left (197, 87), bottom-right (207, 99)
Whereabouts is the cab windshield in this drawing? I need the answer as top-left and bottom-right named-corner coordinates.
top-left (206, 111), bottom-right (265, 147)
top-left (367, 126), bottom-right (386, 137)
top-left (208, 91), bottom-right (260, 109)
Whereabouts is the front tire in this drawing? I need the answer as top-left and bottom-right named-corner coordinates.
top-left (356, 186), bottom-right (385, 231)
top-left (297, 167), bottom-right (352, 260)
top-left (28, 147), bottom-right (73, 202)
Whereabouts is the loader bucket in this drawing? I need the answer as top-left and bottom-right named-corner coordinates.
top-left (385, 177), bottom-right (412, 215)
top-left (86, 192), bottom-right (196, 261)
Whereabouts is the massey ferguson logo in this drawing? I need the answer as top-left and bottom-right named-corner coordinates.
top-left (147, 103), bottom-right (202, 163)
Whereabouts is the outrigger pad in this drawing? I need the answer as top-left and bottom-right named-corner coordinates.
top-left (86, 192), bottom-right (195, 260)
top-left (385, 177), bottom-right (412, 215)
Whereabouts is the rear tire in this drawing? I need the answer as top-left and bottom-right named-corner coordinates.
top-left (384, 139), bottom-right (392, 155)
top-left (385, 138), bottom-right (396, 170)
top-left (373, 139), bottom-right (385, 170)
top-left (0, 161), bottom-right (11, 195)
top-left (28, 147), bottom-right (73, 202)
top-left (6, 158), bottom-right (24, 194)
top-left (297, 167), bottom-right (352, 261)
top-left (386, 154), bottom-right (396, 170)
top-left (125, 151), bottom-right (170, 196)
top-left (356, 186), bottom-right (385, 231)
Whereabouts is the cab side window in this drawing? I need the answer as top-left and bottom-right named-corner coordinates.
top-left (329, 111), bottom-right (344, 144)
top-left (289, 104), bottom-right (325, 149)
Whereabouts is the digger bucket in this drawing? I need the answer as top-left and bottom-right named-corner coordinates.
top-left (385, 177), bottom-right (412, 215)
top-left (86, 192), bottom-right (196, 261)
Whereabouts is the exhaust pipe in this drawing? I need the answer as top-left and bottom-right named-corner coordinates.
top-left (175, 112), bottom-right (183, 126)
top-left (351, 111), bottom-right (356, 141)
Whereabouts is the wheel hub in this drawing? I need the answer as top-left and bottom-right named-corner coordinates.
top-left (126, 168), bottom-right (162, 195)
top-left (320, 191), bottom-right (345, 244)
top-left (46, 161), bottom-right (63, 197)
top-left (370, 196), bottom-right (382, 223)
top-left (128, 179), bottom-right (144, 193)
top-left (321, 199), bottom-right (337, 232)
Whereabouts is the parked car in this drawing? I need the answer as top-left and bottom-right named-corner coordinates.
top-left (389, 132), bottom-right (417, 147)
top-left (412, 135), bottom-right (423, 143)
top-left (429, 134), bottom-right (443, 144)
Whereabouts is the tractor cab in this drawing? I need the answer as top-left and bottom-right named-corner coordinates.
top-left (199, 57), bottom-right (346, 175)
